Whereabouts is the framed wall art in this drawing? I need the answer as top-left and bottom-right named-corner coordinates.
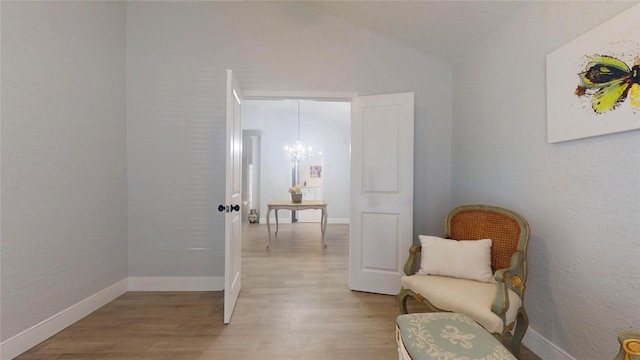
top-left (310, 165), bottom-right (322, 178)
top-left (546, 4), bottom-right (639, 143)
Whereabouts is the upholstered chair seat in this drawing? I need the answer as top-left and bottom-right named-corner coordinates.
top-left (401, 274), bottom-right (522, 334)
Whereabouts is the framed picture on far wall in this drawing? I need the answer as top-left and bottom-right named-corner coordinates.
top-left (310, 165), bottom-right (322, 178)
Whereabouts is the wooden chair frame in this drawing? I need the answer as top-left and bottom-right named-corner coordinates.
top-left (397, 204), bottom-right (530, 359)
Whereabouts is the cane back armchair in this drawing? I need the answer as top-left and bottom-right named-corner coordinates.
top-left (397, 204), bottom-right (530, 358)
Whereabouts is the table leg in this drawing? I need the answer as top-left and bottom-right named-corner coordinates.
top-left (274, 209), bottom-right (279, 235)
top-left (266, 207), bottom-right (272, 248)
top-left (321, 207), bottom-right (327, 248)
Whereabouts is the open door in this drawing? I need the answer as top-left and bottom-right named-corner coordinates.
top-left (349, 92), bottom-right (414, 295)
top-left (224, 70), bottom-right (243, 323)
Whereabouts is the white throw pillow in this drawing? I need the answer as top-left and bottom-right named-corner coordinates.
top-left (418, 235), bottom-right (495, 283)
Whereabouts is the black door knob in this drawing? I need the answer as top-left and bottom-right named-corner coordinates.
top-left (230, 205), bottom-right (240, 212)
top-left (218, 205), bottom-right (226, 212)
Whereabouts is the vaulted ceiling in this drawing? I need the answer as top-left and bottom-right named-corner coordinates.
top-left (305, 1), bottom-right (528, 64)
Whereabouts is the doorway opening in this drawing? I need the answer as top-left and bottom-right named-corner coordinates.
top-left (224, 83), bottom-right (415, 323)
top-left (240, 99), bottom-right (352, 229)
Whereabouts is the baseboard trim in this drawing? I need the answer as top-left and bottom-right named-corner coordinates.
top-left (523, 327), bottom-right (575, 360)
top-left (329, 218), bottom-right (350, 224)
top-left (0, 278), bottom-right (128, 360)
top-left (127, 277), bottom-right (225, 291)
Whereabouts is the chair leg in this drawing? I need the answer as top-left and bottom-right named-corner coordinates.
top-left (397, 288), bottom-right (410, 314)
top-left (511, 307), bottom-right (529, 359)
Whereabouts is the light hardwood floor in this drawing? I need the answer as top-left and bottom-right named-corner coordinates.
top-left (17, 222), bottom-right (541, 359)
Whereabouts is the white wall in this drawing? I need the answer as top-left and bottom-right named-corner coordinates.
top-left (452, 2), bottom-right (640, 359)
top-left (126, 2), bottom-right (453, 278)
top-left (1, 0), bottom-right (128, 343)
top-left (242, 99), bottom-right (351, 223)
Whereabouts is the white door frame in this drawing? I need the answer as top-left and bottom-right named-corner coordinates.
top-left (242, 91), bottom-right (358, 102)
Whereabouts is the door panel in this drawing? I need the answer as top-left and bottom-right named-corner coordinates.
top-left (350, 92), bottom-right (414, 295)
top-left (361, 212), bottom-right (400, 272)
top-left (224, 70), bottom-right (242, 324)
top-left (362, 106), bottom-right (400, 192)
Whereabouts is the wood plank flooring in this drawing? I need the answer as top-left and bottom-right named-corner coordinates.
top-left (16, 223), bottom-right (541, 359)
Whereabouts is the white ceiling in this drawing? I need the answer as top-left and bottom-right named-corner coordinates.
top-left (305, 1), bottom-right (528, 63)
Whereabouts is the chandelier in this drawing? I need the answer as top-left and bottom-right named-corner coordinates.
top-left (284, 101), bottom-right (314, 164)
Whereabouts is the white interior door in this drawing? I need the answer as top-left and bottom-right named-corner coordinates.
top-left (349, 92), bottom-right (414, 295)
top-left (224, 69), bottom-right (243, 324)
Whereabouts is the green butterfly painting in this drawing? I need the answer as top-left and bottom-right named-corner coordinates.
top-left (575, 55), bottom-right (640, 114)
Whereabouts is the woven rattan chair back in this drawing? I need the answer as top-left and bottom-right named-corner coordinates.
top-left (444, 205), bottom-right (529, 271)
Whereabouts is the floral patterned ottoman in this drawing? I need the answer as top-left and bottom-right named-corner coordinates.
top-left (396, 312), bottom-right (516, 360)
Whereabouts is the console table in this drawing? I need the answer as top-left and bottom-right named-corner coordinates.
top-left (266, 200), bottom-right (328, 248)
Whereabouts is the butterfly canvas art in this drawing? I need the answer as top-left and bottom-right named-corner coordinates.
top-left (546, 4), bottom-right (640, 143)
top-left (575, 55), bottom-right (640, 114)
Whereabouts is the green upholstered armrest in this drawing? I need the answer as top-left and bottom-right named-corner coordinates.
top-left (492, 251), bottom-right (526, 318)
top-left (402, 244), bottom-right (422, 276)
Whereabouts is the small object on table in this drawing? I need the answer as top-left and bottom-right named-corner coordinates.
top-left (291, 193), bottom-right (302, 203)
